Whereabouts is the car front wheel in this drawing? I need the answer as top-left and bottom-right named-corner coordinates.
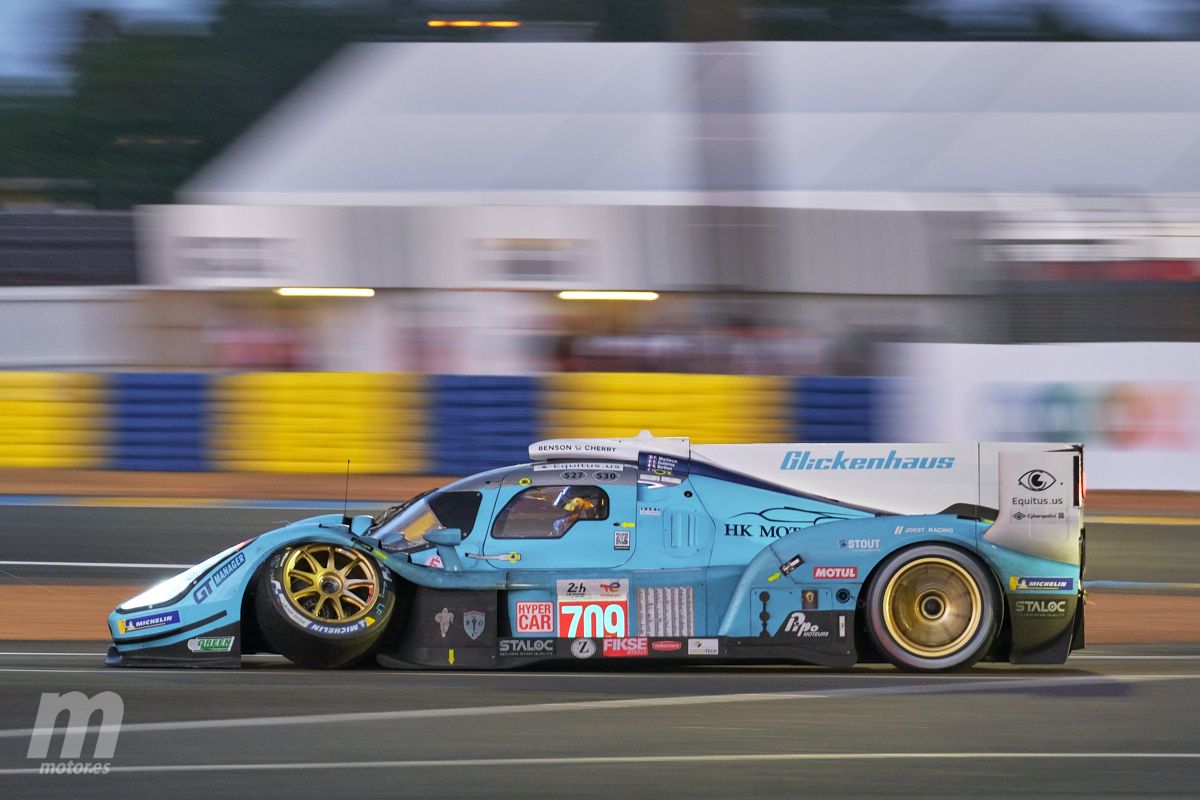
top-left (255, 542), bottom-right (396, 668)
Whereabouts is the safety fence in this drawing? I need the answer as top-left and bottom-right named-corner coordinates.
top-left (0, 372), bottom-right (883, 474)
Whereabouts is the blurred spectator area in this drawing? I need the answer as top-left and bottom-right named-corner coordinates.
top-left (0, 210), bottom-right (137, 285)
top-left (983, 198), bottom-right (1200, 343)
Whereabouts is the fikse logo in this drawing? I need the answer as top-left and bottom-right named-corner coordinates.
top-left (1017, 470), bottom-right (1057, 492)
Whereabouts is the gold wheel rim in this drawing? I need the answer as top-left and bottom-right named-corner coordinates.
top-left (882, 556), bottom-right (982, 659)
top-left (282, 544), bottom-right (379, 624)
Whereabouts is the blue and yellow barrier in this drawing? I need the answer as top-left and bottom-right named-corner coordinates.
top-left (0, 372), bottom-right (107, 468)
top-left (0, 371), bottom-right (884, 474)
top-left (431, 375), bottom-right (540, 475)
top-left (211, 373), bottom-right (425, 473)
top-left (111, 372), bottom-right (209, 471)
top-left (792, 376), bottom-right (878, 442)
top-left (542, 373), bottom-right (793, 444)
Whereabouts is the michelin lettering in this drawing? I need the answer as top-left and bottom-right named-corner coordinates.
top-left (117, 610), bottom-right (180, 634)
top-left (1010, 576), bottom-right (1074, 592)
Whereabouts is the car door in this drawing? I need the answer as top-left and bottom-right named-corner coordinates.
top-left (480, 464), bottom-right (637, 570)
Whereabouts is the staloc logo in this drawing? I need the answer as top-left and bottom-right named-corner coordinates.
top-left (498, 638), bottom-right (555, 657)
top-left (780, 450), bottom-right (955, 471)
top-left (1014, 599), bottom-right (1069, 617)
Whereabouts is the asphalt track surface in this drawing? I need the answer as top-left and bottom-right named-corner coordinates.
top-left (1, 645), bottom-right (1199, 798)
top-left (1, 505), bottom-right (1198, 797)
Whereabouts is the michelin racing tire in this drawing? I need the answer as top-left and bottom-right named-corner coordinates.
top-left (255, 543), bottom-right (396, 669)
top-left (865, 544), bottom-right (999, 672)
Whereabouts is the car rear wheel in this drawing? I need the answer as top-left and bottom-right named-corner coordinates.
top-left (865, 545), bottom-right (998, 672)
top-left (255, 542), bottom-right (396, 668)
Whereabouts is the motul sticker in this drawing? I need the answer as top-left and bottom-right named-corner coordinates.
top-left (813, 566), bottom-right (857, 579)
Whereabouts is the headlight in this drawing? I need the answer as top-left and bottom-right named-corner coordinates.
top-left (117, 540), bottom-right (251, 612)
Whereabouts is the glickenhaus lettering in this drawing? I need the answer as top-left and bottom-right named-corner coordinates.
top-left (780, 450), bottom-right (955, 471)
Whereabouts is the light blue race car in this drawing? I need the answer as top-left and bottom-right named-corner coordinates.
top-left (107, 433), bottom-right (1085, 672)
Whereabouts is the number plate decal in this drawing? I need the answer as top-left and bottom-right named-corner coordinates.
top-left (556, 579), bottom-right (629, 638)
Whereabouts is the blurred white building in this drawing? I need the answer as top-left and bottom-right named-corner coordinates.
top-left (120, 40), bottom-right (1200, 370)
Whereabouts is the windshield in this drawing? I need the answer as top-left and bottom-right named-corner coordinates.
top-left (370, 489), bottom-right (435, 531)
top-left (370, 490), bottom-right (483, 553)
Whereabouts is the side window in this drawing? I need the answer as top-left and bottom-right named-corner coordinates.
top-left (374, 491), bottom-right (481, 553)
top-left (428, 491), bottom-right (483, 538)
top-left (492, 485), bottom-right (609, 539)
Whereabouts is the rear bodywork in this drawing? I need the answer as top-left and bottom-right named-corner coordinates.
top-left (108, 435), bottom-right (1084, 669)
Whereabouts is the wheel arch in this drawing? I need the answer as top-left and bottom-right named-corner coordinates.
top-left (234, 527), bottom-right (392, 654)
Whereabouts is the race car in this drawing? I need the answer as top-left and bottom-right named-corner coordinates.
top-left (107, 432), bottom-right (1085, 672)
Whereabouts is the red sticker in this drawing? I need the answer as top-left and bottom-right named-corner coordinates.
top-left (602, 637), bottom-right (648, 657)
top-left (515, 601), bottom-right (554, 634)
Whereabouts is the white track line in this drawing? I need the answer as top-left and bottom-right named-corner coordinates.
top-left (4, 752), bottom-right (1199, 776)
top-left (1070, 654), bottom-right (1200, 660)
top-left (0, 560), bottom-right (191, 569)
top-left (0, 652), bottom-right (104, 657)
top-left (0, 673), bottom-right (1192, 741)
top-left (0, 652), bottom-right (286, 659)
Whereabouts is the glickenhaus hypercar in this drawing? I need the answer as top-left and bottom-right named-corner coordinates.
top-left (108, 433), bottom-right (1085, 672)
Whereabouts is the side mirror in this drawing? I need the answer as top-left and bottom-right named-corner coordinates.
top-left (349, 515), bottom-right (374, 536)
top-left (424, 529), bottom-right (462, 547)
top-left (424, 529), bottom-right (464, 571)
